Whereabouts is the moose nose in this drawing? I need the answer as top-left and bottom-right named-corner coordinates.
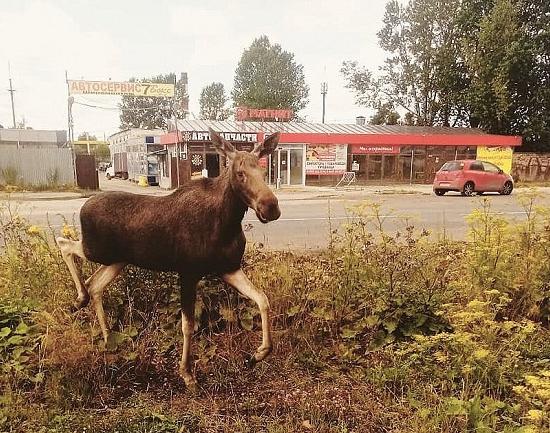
top-left (257, 196), bottom-right (281, 222)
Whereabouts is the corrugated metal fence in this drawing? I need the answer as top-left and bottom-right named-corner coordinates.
top-left (0, 147), bottom-right (75, 186)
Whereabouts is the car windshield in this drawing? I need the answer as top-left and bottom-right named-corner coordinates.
top-left (440, 161), bottom-right (463, 172)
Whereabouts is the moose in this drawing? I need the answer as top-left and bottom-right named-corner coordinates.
top-left (56, 128), bottom-right (281, 390)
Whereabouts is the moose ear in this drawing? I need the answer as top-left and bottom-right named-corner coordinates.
top-left (253, 132), bottom-right (280, 158)
top-left (209, 128), bottom-right (236, 159)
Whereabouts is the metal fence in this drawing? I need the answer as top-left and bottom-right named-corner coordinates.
top-left (0, 147), bottom-right (75, 186)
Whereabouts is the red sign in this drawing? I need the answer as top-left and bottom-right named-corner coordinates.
top-left (351, 144), bottom-right (400, 154)
top-left (236, 106), bottom-right (293, 121)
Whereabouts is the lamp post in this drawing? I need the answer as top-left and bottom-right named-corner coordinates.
top-left (321, 82), bottom-right (328, 123)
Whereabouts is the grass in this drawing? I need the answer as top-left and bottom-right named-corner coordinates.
top-left (0, 196), bottom-right (549, 432)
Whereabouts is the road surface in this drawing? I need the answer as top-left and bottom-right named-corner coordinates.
top-left (2, 178), bottom-right (549, 250)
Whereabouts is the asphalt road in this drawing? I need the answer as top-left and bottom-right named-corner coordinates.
top-left (3, 179), bottom-right (550, 250)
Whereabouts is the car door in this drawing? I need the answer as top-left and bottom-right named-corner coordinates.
top-left (481, 162), bottom-right (504, 191)
top-left (468, 161), bottom-right (487, 191)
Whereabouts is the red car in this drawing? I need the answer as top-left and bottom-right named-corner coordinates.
top-left (433, 160), bottom-right (514, 196)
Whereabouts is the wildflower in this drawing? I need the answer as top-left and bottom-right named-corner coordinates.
top-left (27, 225), bottom-right (41, 235)
top-left (473, 349), bottom-right (490, 360)
top-left (526, 409), bottom-right (543, 422)
top-left (61, 224), bottom-right (78, 240)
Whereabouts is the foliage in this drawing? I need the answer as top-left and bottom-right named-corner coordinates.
top-left (119, 73), bottom-right (188, 130)
top-left (77, 132), bottom-right (98, 141)
top-left (199, 82), bottom-right (231, 120)
top-left (342, 0), bottom-right (469, 127)
top-left (232, 36), bottom-right (309, 118)
top-left (1, 197), bottom-right (549, 431)
top-left (370, 102), bottom-right (401, 125)
top-left (343, 0), bottom-right (550, 150)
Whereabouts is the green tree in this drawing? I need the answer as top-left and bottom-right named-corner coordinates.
top-left (77, 132), bottom-right (98, 141)
top-left (199, 82), bottom-right (230, 120)
top-left (370, 103), bottom-right (400, 125)
top-left (232, 36), bottom-right (309, 118)
top-left (119, 73), bottom-right (188, 129)
top-left (342, 0), bottom-right (468, 127)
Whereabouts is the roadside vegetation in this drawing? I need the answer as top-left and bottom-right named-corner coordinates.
top-left (0, 194), bottom-right (548, 432)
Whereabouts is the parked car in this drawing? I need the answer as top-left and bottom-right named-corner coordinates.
top-left (433, 159), bottom-right (513, 196)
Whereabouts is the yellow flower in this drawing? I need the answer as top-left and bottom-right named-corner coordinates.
top-left (61, 224), bottom-right (78, 240)
top-left (526, 410), bottom-right (543, 422)
top-left (27, 225), bottom-right (41, 235)
top-left (473, 349), bottom-right (490, 360)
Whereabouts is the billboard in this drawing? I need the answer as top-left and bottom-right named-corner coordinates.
top-left (351, 144), bottom-right (400, 154)
top-left (306, 144), bottom-right (348, 175)
top-left (476, 146), bottom-right (513, 174)
top-left (68, 80), bottom-right (175, 97)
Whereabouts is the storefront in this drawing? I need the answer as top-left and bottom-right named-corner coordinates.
top-left (160, 120), bottom-right (522, 188)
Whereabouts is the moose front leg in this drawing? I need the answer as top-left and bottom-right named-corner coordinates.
top-left (179, 274), bottom-right (198, 392)
top-left (223, 269), bottom-right (272, 367)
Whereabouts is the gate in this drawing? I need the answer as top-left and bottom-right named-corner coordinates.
top-left (75, 154), bottom-right (99, 190)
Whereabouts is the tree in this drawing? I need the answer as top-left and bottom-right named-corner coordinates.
top-left (232, 36), bottom-right (309, 118)
top-left (370, 102), bottom-right (400, 125)
top-left (199, 83), bottom-right (230, 120)
top-left (342, 0), bottom-right (469, 127)
top-left (119, 73), bottom-right (188, 130)
top-left (77, 132), bottom-right (98, 141)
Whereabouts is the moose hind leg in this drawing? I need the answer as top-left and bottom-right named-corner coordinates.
top-left (179, 274), bottom-right (198, 391)
top-left (223, 269), bottom-right (272, 367)
top-left (56, 237), bottom-right (89, 309)
top-left (86, 263), bottom-right (126, 342)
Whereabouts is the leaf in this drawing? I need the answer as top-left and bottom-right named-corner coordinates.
top-left (341, 328), bottom-right (360, 339)
top-left (220, 306), bottom-right (237, 323)
top-left (105, 331), bottom-right (128, 351)
top-left (6, 335), bottom-right (25, 346)
top-left (240, 310), bottom-right (254, 331)
top-left (382, 319), bottom-right (398, 334)
top-left (445, 397), bottom-right (467, 416)
top-left (15, 321), bottom-right (29, 335)
top-left (0, 327), bottom-right (11, 338)
top-left (287, 305), bottom-right (301, 317)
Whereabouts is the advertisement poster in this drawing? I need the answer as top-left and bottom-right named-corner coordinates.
top-left (306, 144), bottom-right (348, 175)
top-left (476, 146), bottom-right (513, 174)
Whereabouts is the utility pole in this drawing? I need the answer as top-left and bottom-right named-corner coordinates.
top-left (321, 82), bottom-right (328, 124)
top-left (8, 63), bottom-right (16, 128)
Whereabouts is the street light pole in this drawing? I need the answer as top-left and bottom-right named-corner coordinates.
top-left (321, 82), bottom-right (328, 124)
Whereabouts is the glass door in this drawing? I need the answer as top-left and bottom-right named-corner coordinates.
top-left (289, 148), bottom-right (303, 185)
top-left (279, 149), bottom-right (289, 185)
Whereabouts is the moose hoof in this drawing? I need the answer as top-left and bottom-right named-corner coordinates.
top-left (244, 354), bottom-right (257, 369)
top-left (71, 295), bottom-right (90, 312)
top-left (184, 378), bottom-right (199, 395)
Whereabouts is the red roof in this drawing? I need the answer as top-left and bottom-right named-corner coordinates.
top-left (161, 119), bottom-right (522, 147)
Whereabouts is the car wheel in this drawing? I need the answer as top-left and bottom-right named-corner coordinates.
top-left (501, 181), bottom-right (513, 195)
top-left (434, 189), bottom-right (446, 196)
top-left (106, 174), bottom-right (112, 180)
top-left (461, 181), bottom-right (475, 196)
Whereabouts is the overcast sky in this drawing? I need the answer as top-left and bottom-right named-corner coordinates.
top-left (0, 0), bottom-right (388, 138)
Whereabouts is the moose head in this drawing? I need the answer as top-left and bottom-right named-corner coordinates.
top-left (209, 128), bottom-right (281, 223)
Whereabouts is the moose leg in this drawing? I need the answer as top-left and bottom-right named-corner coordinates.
top-left (223, 269), bottom-right (272, 367)
top-left (56, 237), bottom-right (89, 309)
top-left (86, 263), bottom-right (126, 342)
top-left (179, 274), bottom-right (198, 391)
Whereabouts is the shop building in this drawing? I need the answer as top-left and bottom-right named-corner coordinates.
top-left (159, 119), bottom-right (522, 188)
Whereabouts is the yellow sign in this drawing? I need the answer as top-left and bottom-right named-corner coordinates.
top-left (68, 80), bottom-right (175, 97)
top-left (476, 146), bottom-right (513, 174)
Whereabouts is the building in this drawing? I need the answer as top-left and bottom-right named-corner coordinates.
top-left (159, 119), bottom-right (522, 188)
top-left (0, 128), bottom-right (67, 149)
top-left (108, 129), bottom-right (164, 185)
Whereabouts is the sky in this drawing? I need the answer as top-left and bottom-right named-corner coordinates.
top-left (0, 0), bottom-right (388, 139)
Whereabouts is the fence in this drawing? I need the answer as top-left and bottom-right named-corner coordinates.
top-left (0, 147), bottom-right (75, 186)
top-left (512, 153), bottom-right (550, 182)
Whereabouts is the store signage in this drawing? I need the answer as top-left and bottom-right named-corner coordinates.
top-left (476, 146), bottom-right (513, 174)
top-left (351, 144), bottom-right (400, 154)
top-left (68, 80), bottom-right (175, 97)
top-left (235, 106), bottom-right (293, 121)
top-left (184, 131), bottom-right (258, 143)
top-left (305, 144), bottom-right (348, 175)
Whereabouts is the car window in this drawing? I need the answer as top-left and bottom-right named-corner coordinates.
top-left (481, 161), bottom-right (501, 173)
top-left (440, 161), bottom-right (463, 171)
top-left (469, 161), bottom-right (484, 171)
